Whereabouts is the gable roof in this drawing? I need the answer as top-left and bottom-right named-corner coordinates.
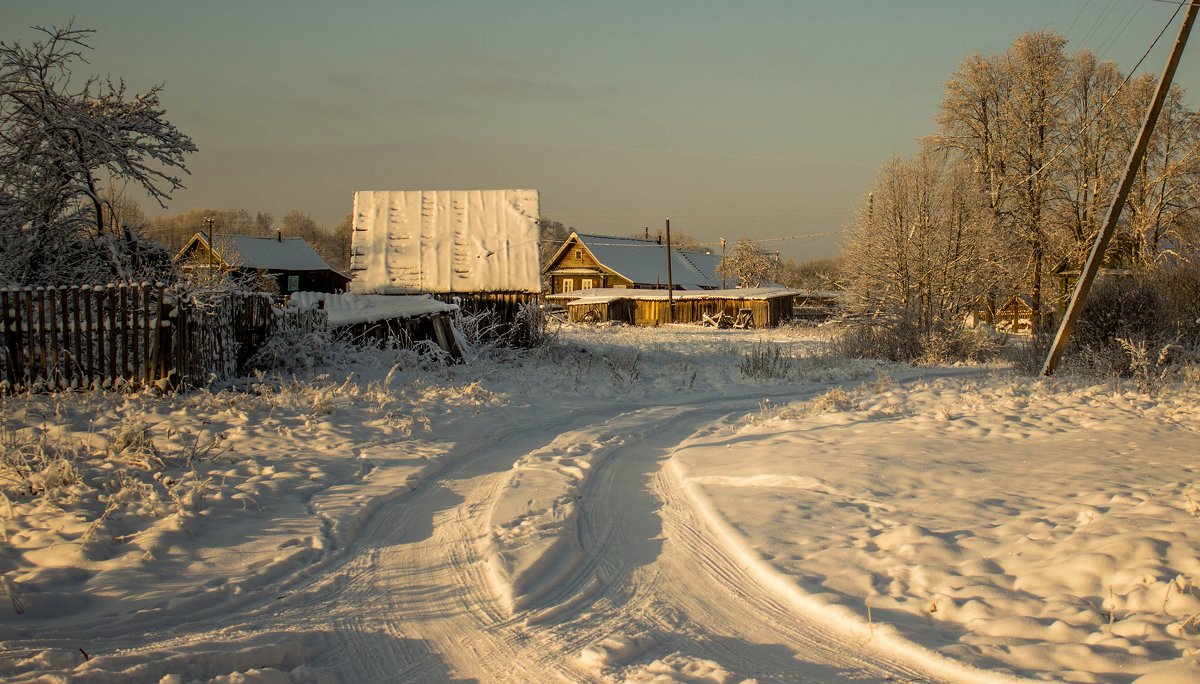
top-left (176, 233), bottom-right (334, 272)
top-left (547, 232), bottom-right (720, 290)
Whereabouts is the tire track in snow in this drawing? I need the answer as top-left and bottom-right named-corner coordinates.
top-left (496, 396), bottom-right (952, 682)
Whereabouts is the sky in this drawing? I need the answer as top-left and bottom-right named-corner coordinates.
top-left (4, 0), bottom-right (1200, 261)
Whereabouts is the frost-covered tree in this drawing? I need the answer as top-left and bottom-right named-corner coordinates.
top-left (716, 238), bottom-right (781, 288)
top-left (778, 257), bottom-right (838, 291)
top-left (0, 23), bottom-right (196, 284)
top-left (838, 146), bottom-right (1005, 361)
top-left (936, 30), bottom-right (1200, 325)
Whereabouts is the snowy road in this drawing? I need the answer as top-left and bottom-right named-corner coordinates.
top-left (7, 325), bottom-right (1199, 682)
top-left (240, 394), bottom-right (931, 682)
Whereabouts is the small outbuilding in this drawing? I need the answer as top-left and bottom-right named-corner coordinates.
top-left (995, 294), bottom-right (1036, 332)
top-left (288, 291), bottom-right (461, 358)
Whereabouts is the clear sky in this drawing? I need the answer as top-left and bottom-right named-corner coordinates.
top-left (4, 1), bottom-right (1199, 261)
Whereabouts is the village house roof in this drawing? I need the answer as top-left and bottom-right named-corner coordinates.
top-left (545, 233), bottom-right (721, 290)
top-left (176, 233), bottom-right (334, 272)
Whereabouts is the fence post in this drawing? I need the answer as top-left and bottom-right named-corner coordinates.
top-left (140, 283), bottom-right (150, 386)
top-left (88, 286), bottom-right (101, 388)
top-left (1, 290), bottom-right (17, 388)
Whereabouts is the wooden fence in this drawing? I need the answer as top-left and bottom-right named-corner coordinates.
top-left (0, 284), bottom-right (275, 392)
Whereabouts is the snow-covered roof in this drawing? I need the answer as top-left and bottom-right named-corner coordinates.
top-left (182, 234), bottom-right (334, 272)
top-left (350, 189), bottom-right (541, 294)
top-left (287, 291), bottom-right (457, 327)
top-left (557, 233), bottom-right (721, 290)
top-left (547, 287), bottom-right (801, 305)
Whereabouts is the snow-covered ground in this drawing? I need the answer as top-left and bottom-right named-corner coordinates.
top-left (1, 321), bottom-right (1198, 683)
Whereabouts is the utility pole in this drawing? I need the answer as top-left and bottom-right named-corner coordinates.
top-left (1043, 1), bottom-right (1199, 375)
top-left (204, 217), bottom-right (215, 276)
top-left (720, 237), bottom-right (727, 289)
top-left (665, 218), bottom-right (674, 323)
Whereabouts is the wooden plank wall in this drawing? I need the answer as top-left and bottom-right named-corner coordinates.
top-left (565, 295), bottom-right (795, 328)
top-left (0, 285), bottom-right (277, 392)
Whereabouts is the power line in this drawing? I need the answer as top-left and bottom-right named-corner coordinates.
top-left (1001, 0), bottom-right (1185, 195)
top-left (1096, 1), bottom-right (1146, 60)
top-left (1080, 0), bottom-right (1124, 47)
top-left (1065, 0), bottom-right (1094, 38)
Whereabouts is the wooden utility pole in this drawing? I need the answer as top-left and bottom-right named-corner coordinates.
top-left (1043, 1), bottom-right (1199, 375)
top-left (720, 238), bottom-right (727, 289)
top-left (205, 217), bottom-right (215, 275)
top-left (665, 218), bottom-right (675, 323)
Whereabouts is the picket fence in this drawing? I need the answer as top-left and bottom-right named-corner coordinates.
top-left (0, 284), bottom-right (275, 391)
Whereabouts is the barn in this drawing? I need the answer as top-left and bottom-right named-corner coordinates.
top-left (348, 189), bottom-right (543, 333)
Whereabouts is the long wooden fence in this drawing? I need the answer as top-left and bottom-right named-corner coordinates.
top-left (0, 284), bottom-right (275, 391)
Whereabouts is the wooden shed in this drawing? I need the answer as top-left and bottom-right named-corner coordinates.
top-left (548, 288), bottom-right (799, 328)
top-left (995, 294), bottom-right (1036, 332)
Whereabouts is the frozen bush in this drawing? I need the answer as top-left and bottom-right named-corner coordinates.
top-left (1062, 276), bottom-right (1177, 378)
top-left (249, 306), bottom-right (353, 374)
top-left (832, 315), bottom-right (998, 365)
top-left (739, 342), bottom-right (794, 379)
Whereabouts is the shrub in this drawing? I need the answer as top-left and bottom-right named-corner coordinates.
top-left (1062, 276), bottom-right (1178, 378)
top-left (249, 307), bottom-right (351, 374)
top-left (832, 315), bottom-right (998, 365)
top-left (739, 342), bottom-right (794, 379)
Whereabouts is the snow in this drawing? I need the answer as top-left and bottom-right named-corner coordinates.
top-left (287, 291), bottom-right (456, 326)
top-left (219, 235), bottom-right (333, 271)
top-left (349, 189), bottom-right (541, 294)
top-left (2, 322), bottom-right (1199, 683)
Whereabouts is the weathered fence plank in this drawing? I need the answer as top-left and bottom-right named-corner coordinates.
top-left (0, 285), bottom-right (278, 392)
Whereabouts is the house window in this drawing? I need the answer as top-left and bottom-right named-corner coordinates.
top-left (561, 279), bottom-right (575, 292)
top-left (581, 278), bottom-right (593, 289)
top-left (287, 275), bottom-right (300, 292)
top-left (574, 249), bottom-right (583, 261)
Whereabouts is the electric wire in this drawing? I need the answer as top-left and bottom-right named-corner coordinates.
top-left (1000, 0), bottom-right (1185, 195)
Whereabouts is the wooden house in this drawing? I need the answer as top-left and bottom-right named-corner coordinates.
top-left (174, 233), bottom-right (351, 296)
top-left (543, 232), bottom-right (721, 294)
top-left (547, 287), bottom-right (799, 328)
